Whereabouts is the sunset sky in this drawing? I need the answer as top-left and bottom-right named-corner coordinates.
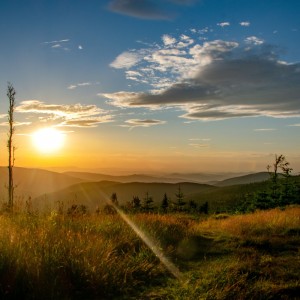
top-left (0, 0), bottom-right (299, 174)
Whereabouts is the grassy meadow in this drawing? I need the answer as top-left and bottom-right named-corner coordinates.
top-left (0, 206), bottom-right (299, 299)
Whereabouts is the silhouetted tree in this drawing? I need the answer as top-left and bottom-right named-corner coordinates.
top-left (132, 196), bottom-right (141, 211)
top-left (110, 192), bottom-right (119, 206)
top-left (143, 192), bottom-right (154, 211)
top-left (188, 200), bottom-right (197, 212)
top-left (102, 193), bottom-right (119, 214)
top-left (175, 185), bottom-right (186, 211)
top-left (279, 157), bottom-right (296, 206)
top-left (199, 201), bottom-right (209, 214)
top-left (161, 193), bottom-right (169, 212)
top-left (267, 154), bottom-right (285, 204)
top-left (246, 154), bottom-right (299, 211)
top-left (7, 83), bottom-right (16, 212)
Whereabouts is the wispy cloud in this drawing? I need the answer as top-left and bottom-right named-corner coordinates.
top-left (240, 21), bottom-right (250, 27)
top-left (58, 116), bottom-right (112, 128)
top-left (43, 39), bottom-right (70, 44)
top-left (245, 36), bottom-right (264, 45)
top-left (51, 44), bottom-right (62, 48)
top-left (189, 137), bottom-right (211, 148)
top-left (110, 51), bottom-right (146, 69)
top-left (104, 30), bottom-right (300, 121)
top-left (0, 121), bottom-right (31, 127)
top-left (254, 128), bottom-right (276, 131)
top-left (189, 143), bottom-right (210, 148)
top-left (189, 138), bottom-right (211, 141)
top-left (217, 22), bottom-right (230, 27)
top-left (16, 100), bottom-right (113, 128)
top-left (123, 118), bottom-right (166, 128)
top-left (107, 0), bottom-right (198, 20)
top-left (43, 38), bottom-right (71, 51)
top-left (67, 82), bottom-right (92, 90)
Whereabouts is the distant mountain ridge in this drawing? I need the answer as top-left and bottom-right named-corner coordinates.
top-left (0, 167), bottom-right (84, 200)
top-left (33, 181), bottom-right (215, 211)
top-left (0, 167), bottom-right (278, 211)
top-left (63, 171), bottom-right (248, 184)
top-left (63, 171), bottom-right (188, 183)
top-left (214, 172), bottom-right (271, 187)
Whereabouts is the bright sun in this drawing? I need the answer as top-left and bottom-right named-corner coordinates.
top-left (32, 128), bottom-right (65, 153)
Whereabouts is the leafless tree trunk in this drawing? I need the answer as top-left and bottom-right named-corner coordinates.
top-left (7, 83), bottom-right (16, 212)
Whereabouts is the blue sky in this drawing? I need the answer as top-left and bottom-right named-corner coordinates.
top-left (0, 0), bottom-right (300, 173)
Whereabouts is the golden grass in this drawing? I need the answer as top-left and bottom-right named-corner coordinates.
top-left (193, 206), bottom-right (300, 237)
top-left (0, 213), bottom-right (171, 298)
top-left (0, 206), bottom-right (299, 299)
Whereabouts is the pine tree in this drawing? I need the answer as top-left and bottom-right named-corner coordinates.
top-left (175, 185), bottom-right (186, 211)
top-left (132, 196), bottom-right (141, 211)
top-left (161, 193), bottom-right (169, 212)
top-left (143, 192), bottom-right (154, 211)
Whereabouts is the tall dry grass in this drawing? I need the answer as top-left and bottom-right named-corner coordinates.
top-left (0, 212), bottom-right (191, 299)
top-left (0, 207), bottom-right (299, 299)
top-left (193, 206), bottom-right (300, 237)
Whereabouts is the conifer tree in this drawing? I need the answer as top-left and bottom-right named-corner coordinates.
top-left (175, 185), bottom-right (186, 211)
top-left (161, 193), bottom-right (169, 212)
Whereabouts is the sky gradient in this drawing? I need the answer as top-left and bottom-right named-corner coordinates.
top-left (0, 0), bottom-right (300, 174)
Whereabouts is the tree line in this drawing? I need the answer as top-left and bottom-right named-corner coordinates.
top-left (100, 186), bottom-right (209, 215)
top-left (238, 154), bottom-right (300, 212)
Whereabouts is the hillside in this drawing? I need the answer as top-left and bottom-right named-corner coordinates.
top-left (187, 175), bottom-right (300, 212)
top-left (168, 172), bottom-right (248, 183)
top-left (215, 172), bottom-right (271, 186)
top-left (0, 167), bottom-right (85, 202)
top-left (33, 181), bottom-right (216, 212)
top-left (32, 174), bottom-right (279, 213)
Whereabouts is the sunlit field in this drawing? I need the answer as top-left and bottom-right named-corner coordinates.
top-left (0, 206), bottom-right (299, 299)
top-left (1, 1), bottom-right (300, 299)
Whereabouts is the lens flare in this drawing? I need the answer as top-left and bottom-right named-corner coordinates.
top-left (98, 190), bottom-right (185, 282)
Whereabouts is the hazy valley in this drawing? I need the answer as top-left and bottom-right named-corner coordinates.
top-left (0, 167), bottom-right (279, 213)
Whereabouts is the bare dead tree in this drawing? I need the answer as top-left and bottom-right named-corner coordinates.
top-left (7, 83), bottom-right (16, 212)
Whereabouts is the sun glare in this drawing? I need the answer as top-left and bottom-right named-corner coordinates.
top-left (32, 128), bottom-right (65, 153)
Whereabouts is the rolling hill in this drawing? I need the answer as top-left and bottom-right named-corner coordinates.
top-left (33, 181), bottom-right (216, 212)
top-left (0, 167), bottom-right (85, 202)
top-left (214, 172), bottom-right (271, 186)
top-left (3, 167), bottom-right (296, 213)
top-left (33, 174), bottom-right (300, 213)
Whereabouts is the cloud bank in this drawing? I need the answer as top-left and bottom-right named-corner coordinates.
top-left (108, 0), bottom-right (198, 20)
top-left (103, 31), bottom-right (300, 121)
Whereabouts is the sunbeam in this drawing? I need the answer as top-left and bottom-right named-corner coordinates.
top-left (98, 190), bottom-right (185, 282)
